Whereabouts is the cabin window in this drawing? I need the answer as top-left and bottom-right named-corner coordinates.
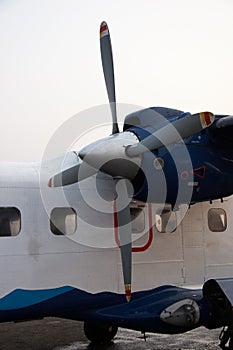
top-left (0, 207), bottom-right (21, 237)
top-left (50, 207), bottom-right (77, 236)
top-left (208, 208), bottom-right (227, 232)
top-left (130, 207), bottom-right (145, 233)
top-left (155, 210), bottom-right (177, 233)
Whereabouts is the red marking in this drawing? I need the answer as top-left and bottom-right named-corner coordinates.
top-left (193, 166), bottom-right (206, 179)
top-left (48, 178), bottom-right (53, 187)
top-left (204, 112), bottom-right (212, 126)
top-left (114, 202), bottom-right (153, 252)
top-left (132, 203), bottom-right (153, 252)
top-left (114, 200), bottom-right (121, 247)
top-left (100, 22), bottom-right (108, 34)
top-left (125, 288), bottom-right (131, 299)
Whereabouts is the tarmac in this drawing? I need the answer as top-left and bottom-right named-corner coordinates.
top-left (0, 317), bottom-right (223, 350)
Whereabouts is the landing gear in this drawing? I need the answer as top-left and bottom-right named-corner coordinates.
top-left (84, 321), bottom-right (118, 344)
top-left (219, 326), bottom-right (233, 349)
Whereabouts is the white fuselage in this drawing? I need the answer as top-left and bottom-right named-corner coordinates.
top-left (0, 153), bottom-right (232, 299)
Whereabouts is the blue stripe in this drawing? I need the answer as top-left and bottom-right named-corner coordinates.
top-left (0, 286), bottom-right (74, 310)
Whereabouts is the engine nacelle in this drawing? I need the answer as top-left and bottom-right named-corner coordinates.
top-left (160, 298), bottom-right (200, 328)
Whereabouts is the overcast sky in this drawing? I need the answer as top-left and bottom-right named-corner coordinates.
top-left (0, 0), bottom-right (233, 162)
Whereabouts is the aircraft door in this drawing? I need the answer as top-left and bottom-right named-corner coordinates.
top-left (179, 204), bottom-right (206, 285)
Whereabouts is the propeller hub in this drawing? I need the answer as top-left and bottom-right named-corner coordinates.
top-left (79, 132), bottom-right (141, 179)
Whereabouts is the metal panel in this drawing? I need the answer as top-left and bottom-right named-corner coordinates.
top-left (180, 204), bottom-right (205, 284)
top-left (203, 198), bottom-right (233, 280)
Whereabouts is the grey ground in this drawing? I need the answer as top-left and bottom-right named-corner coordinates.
top-left (0, 317), bottom-right (222, 350)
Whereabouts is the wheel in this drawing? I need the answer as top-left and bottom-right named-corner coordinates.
top-left (84, 321), bottom-right (118, 344)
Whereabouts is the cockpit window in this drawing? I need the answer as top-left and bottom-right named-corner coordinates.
top-left (50, 207), bottom-right (77, 236)
top-left (0, 207), bottom-right (21, 237)
top-left (208, 208), bottom-right (227, 232)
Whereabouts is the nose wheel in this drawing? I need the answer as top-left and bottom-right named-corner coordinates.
top-left (84, 321), bottom-right (118, 344)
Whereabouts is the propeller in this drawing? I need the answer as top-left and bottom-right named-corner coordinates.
top-left (48, 162), bottom-right (97, 188)
top-left (115, 179), bottom-right (132, 302)
top-left (48, 21), bottom-right (215, 302)
top-left (126, 111), bottom-right (215, 157)
top-left (100, 21), bottom-right (119, 135)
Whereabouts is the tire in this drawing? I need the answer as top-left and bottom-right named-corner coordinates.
top-left (84, 321), bottom-right (118, 344)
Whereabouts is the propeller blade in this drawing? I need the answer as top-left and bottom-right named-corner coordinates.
top-left (48, 162), bottom-right (97, 187)
top-left (126, 112), bottom-right (215, 157)
top-left (100, 21), bottom-right (119, 134)
top-left (115, 179), bottom-right (132, 302)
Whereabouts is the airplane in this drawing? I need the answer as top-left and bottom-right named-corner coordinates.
top-left (1, 21), bottom-right (233, 349)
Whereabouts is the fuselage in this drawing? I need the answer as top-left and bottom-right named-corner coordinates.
top-left (0, 152), bottom-right (232, 300)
